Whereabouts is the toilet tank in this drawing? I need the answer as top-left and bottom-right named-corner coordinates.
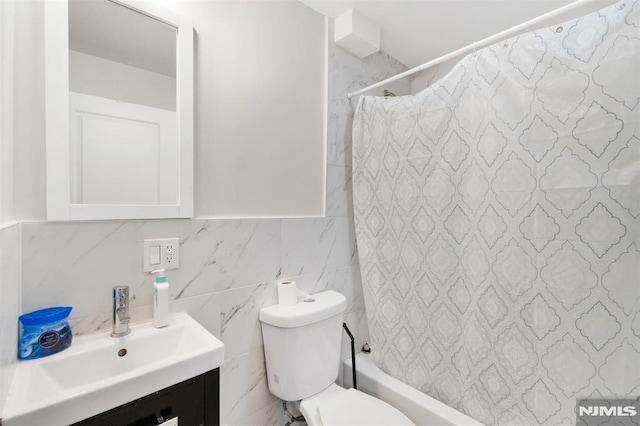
top-left (259, 290), bottom-right (347, 402)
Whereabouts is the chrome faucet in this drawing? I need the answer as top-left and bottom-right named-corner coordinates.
top-left (111, 286), bottom-right (131, 337)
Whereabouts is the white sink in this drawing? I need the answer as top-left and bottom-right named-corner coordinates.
top-left (3, 313), bottom-right (225, 426)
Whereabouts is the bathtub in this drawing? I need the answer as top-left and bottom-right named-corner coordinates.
top-left (343, 353), bottom-right (484, 426)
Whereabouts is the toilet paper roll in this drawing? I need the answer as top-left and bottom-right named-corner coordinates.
top-left (277, 281), bottom-right (298, 306)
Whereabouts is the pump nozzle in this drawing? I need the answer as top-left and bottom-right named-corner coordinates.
top-left (151, 269), bottom-right (167, 283)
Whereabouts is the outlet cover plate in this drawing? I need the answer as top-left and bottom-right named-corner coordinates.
top-left (143, 238), bottom-right (179, 272)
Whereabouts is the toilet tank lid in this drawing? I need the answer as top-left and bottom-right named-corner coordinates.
top-left (259, 290), bottom-right (346, 328)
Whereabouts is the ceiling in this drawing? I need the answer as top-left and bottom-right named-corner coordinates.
top-left (299, 0), bottom-right (618, 68)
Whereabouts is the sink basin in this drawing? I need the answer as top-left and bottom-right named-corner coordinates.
top-left (3, 313), bottom-right (225, 426)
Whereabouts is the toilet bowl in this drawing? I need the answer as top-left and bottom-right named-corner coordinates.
top-left (299, 383), bottom-right (414, 426)
top-left (259, 290), bottom-right (414, 426)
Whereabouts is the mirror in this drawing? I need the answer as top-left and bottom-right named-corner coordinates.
top-left (44, 0), bottom-right (193, 220)
top-left (69, 0), bottom-right (177, 206)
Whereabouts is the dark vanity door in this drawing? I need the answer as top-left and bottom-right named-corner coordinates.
top-left (72, 369), bottom-right (219, 426)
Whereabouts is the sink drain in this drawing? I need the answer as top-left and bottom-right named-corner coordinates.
top-left (118, 348), bottom-right (127, 357)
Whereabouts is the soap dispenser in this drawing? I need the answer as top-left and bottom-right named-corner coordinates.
top-left (152, 269), bottom-right (169, 328)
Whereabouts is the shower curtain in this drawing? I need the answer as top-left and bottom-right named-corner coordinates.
top-left (352, 0), bottom-right (640, 424)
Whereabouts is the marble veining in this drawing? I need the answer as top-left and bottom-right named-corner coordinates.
top-left (221, 282), bottom-right (277, 360)
top-left (230, 399), bottom-right (289, 426)
top-left (221, 346), bottom-right (279, 425)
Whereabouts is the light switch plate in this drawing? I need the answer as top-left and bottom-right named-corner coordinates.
top-left (143, 238), bottom-right (179, 272)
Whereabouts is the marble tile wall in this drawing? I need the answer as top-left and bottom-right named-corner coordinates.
top-left (20, 218), bottom-right (360, 425)
top-left (13, 40), bottom-right (409, 426)
top-left (18, 217), bottom-right (364, 424)
top-left (0, 224), bottom-right (20, 416)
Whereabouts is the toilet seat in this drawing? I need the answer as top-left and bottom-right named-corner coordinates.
top-left (299, 384), bottom-right (415, 426)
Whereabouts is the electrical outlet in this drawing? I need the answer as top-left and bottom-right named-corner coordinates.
top-left (143, 238), bottom-right (180, 272)
top-left (163, 239), bottom-right (179, 267)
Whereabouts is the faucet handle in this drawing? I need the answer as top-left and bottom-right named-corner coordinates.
top-left (113, 285), bottom-right (129, 299)
top-left (111, 285), bottom-right (131, 337)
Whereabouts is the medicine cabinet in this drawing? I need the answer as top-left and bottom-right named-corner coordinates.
top-left (44, 0), bottom-right (193, 220)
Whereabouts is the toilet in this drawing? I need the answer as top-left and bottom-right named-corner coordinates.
top-left (259, 290), bottom-right (414, 426)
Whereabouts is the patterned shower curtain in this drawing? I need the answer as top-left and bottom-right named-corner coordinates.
top-left (352, 0), bottom-right (640, 424)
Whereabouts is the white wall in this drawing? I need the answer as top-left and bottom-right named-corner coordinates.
top-left (182, 0), bottom-right (326, 218)
top-left (70, 50), bottom-right (176, 111)
top-left (12, 0), bottom-right (327, 221)
top-left (0, 0), bottom-right (14, 227)
top-left (12, 0), bottom-right (46, 222)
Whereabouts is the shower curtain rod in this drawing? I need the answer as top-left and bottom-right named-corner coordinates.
top-left (346, 0), bottom-right (602, 99)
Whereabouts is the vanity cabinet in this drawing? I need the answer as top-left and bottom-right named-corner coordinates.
top-left (72, 369), bottom-right (219, 426)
